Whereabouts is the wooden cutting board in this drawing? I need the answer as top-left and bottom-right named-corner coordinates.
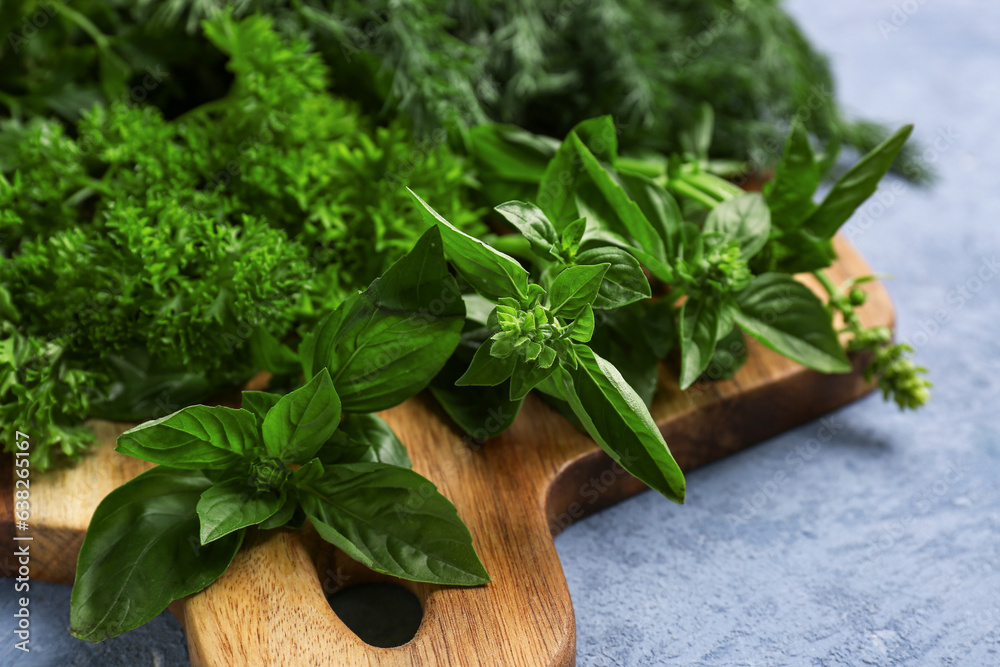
top-left (1, 235), bottom-right (891, 666)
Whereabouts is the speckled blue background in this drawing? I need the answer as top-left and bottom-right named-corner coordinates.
top-left (4, 1), bottom-right (999, 664)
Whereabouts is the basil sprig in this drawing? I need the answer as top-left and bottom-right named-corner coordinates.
top-left (410, 190), bottom-right (685, 503)
top-left (465, 114), bottom-right (926, 407)
top-left (71, 228), bottom-right (488, 643)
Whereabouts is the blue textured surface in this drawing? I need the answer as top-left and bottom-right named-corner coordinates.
top-left (559, 0), bottom-right (1000, 664)
top-left (3, 1), bottom-right (999, 665)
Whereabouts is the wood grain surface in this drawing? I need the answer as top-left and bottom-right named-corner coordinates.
top-left (1, 235), bottom-right (892, 666)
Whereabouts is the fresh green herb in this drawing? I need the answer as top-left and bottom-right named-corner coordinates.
top-left (465, 113), bottom-right (929, 406)
top-left (410, 190), bottom-right (685, 503)
top-left (71, 228), bottom-right (488, 643)
top-left (0, 1), bottom-right (926, 182)
top-left (0, 12), bottom-right (483, 469)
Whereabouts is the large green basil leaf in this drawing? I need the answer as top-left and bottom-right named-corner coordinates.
top-left (800, 125), bottom-right (913, 239)
top-left (197, 477), bottom-right (284, 544)
top-left (619, 173), bottom-right (684, 262)
top-left (561, 345), bottom-right (685, 503)
top-left (575, 247), bottom-right (651, 310)
top-left (568, 115), bottom-right (620, 163)
top-left (703, 192), bottom-right (771, 260)
top-left (678, 298), bottom-right (721, 390)
top-left (91, 348), bottom-right (217, 422)
top-left (318, 412), bottom-right (412, 469)
top-left (408, 190), bottom-right (529, 303)
top-left (71, 467), bottom-right (244, 642)
top-left (735, 273), bottom-right (851, 373)
top-left (116, 405), bottom-right (259, 469)
top-left (572, 134), bottom-right (668, 265)
top-left (301, 226), bottom-right (465, 412)
top-left (262, 368), bottom-right (341, 463)
top-left (764, 121), bottom-right (820, 230)
top-left (537, 116), bottom-right (620, 229)
top-left (299, 463), bottom-right (490, 586)
top-left (537, 131), bottom-right (582, 228)
top-left (548, 263), bottom-right (609, 318)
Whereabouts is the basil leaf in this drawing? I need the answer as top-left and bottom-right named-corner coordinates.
top-left (408, 189), bottom-right (529, 302)
top-left (302, 226), bottom-right (464, 412)
top-left (469, 124), bottom-right (558, 180)
top-left (456, 341), bottom-right (517, 387)
top-left (716, 301), bottom-right (737, 341)
top-left (643, 300), bottom-right (678, 360)
top-left (537, 116), bottom-right (620, 228)
top-left (509, 358), bottom-right (559, 401)
top-left (764, 121), bottom-right (820, 230)
top-left (537, 130), bottom-right (582, 229)
top-left (569, 115), bottom-right (620, 163)
top-left (572, 134), bottom-right (667, 263)
top-left (680, 103), bottom-right (714, 162)
top-left (575, 247), bottom-right (651, 310)
top-left (90, 348), bottom-right (216, 423)
top-left (291, 458), bottom-right (325, 485)
top-left (703, 192), bottom-right (771, 260)
top-left (800, 124), bottom-right (913, 239)
top-left (318, 413), bottom-right (412, 469)
top-left (240, 390), bottom-right (281, 426)
top-left (247, 327), bottom-right (299, 375)
top-left (548, 263), bottom-right (609, 318)
top-left (429, 333), bottom-right (524, 441)
top-left (495, 201), bottom-right (560, 261)
top-left (258, 492), bottom-right (298, 530)
top-left (735, 273), bottom-right (851, 373)
top-left (619, 172), bottom-right (684, 261)
top-left (560, 346), bottom-right (685, 503)
top-left (262, 368), bottom-right (341, 463)
top-left (589, 304), bottom-right (660, 406)
top-left (560, 218), bottom-right (587, 258)
top-left (569, 305), bottom-right (596, 343)
top-left (770, 229), bottom-right (837, 273)
top-left (116, 405), bottom-right (259, 469)
top-left (71, 467), bottom-right (244, 642)
top-left (197, 477), bottom-right (284, 544)
top-left (706, 326), bottom-right (749, 381)
top-left (299, 463), bottom-right (490, 586)
top-left (679, 298), bottom-right (721, 390)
